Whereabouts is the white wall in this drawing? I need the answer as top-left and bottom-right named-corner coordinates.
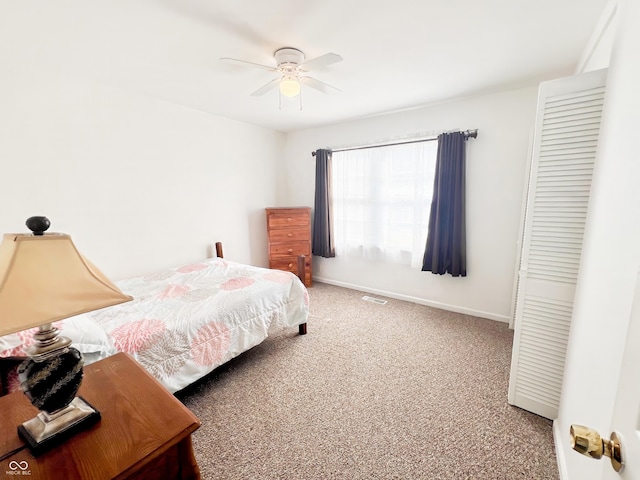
top-left (284, 86), bottom-right (538, 321)
top-left (0, 70), bottom-right (285, 280)
top-left (556, 1), bottom-right (640, 479)
top-left (575, 0), bottom-right (618, 74)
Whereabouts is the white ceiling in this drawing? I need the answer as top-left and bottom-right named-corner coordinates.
top-left (2, 0), bottom-right (608, 132)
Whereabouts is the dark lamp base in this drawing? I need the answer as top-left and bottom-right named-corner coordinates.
top-left (17, 396), bottom-right (101, 457)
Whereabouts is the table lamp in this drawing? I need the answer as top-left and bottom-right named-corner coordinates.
top-left (0, 216), bottom-right (133, 455)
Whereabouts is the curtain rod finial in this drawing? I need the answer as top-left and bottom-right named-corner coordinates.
top-left (464, 129), bottom-right (478, 139)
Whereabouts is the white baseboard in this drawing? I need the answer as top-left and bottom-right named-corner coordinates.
top-left (312, 276), bottom-right (511, 323)
top-left (554, 420), bottom-right (569, 480)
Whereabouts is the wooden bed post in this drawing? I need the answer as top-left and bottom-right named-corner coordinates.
top-left (215, 242), bottom-right (224, 259)
top-left (296, 255), bottom-right (306, 284)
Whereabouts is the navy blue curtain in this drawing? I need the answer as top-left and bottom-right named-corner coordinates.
top-left (422, 132), bottom-right (466, 276)
top-left (312, 149), bottom-right (335, 258)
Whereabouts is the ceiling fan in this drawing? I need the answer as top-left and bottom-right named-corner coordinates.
top-left (221, 47), bottom-right (343, 107)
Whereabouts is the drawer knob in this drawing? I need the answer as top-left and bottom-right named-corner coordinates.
top-left (287, 233), bottom-right (293, 237)
top-left (288, 263), bottom-right (293, 268)
top-left (287, 217), bottom-right (292, 221)
top-left (287, 248), bottom-right (293, 253)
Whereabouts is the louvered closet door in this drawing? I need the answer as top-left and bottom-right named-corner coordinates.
top-left (508, 69), bottom-right (607, 420)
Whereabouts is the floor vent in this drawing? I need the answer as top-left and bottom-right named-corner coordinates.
top-left (362, 296), bottom-right (387, 305)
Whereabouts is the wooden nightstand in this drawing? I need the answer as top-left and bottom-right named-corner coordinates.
top-left (0, 352), bottom-right (201, 479)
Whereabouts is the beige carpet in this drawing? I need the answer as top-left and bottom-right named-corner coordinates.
top-left (178, 282), bottom-right (559, 480)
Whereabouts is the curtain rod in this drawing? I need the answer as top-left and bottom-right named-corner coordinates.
top-left (311, 129), bottom-right (478, 156)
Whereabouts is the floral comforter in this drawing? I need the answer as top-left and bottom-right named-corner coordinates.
top-left (0, 258), bottom-right (309, 393)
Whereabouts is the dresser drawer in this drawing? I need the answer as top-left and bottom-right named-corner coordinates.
top-left (269, 242), bottom-right (310, 257)
top-left (269, 259), bottom-right (312, 286)
top-left (267, 212), bottom-right (310, 229)
top-left (268, 228), bottom-right (310, 243)
top-left (270, 258), bottom-right (310, 272)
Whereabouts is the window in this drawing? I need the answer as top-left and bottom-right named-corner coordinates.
top-left (331, 140), bottom-right (438, 268)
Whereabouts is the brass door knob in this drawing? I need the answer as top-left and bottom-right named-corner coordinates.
top-left (570, 424), bottom-right (623, 472)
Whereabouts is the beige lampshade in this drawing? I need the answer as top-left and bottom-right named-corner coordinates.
top-left (0, 232), bottom-right (133, 337)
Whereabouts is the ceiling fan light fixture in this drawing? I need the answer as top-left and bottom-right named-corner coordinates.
top-left (222, 47), bottom-right (342, 101)
top-left (279, 77), bottom-right (301, 97)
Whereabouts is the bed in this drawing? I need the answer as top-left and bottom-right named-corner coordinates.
top-left (0, 244), bottom-right (309, 395)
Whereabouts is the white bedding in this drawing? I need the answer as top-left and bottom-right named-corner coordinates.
top-left (1, 258), bottom-right (309, 393)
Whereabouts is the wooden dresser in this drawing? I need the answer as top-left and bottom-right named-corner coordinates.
top-left (266, 207), bottom-right (312, 287)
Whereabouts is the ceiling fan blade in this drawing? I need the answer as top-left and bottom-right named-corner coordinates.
top-left (220, 57), bottom-right (276, 71)
top-left (301, 76), bottom-right (341, 94)
top-left (299, 53), bottom-right (343, 71)
top-left (251, 78), bottom-right (280, 96)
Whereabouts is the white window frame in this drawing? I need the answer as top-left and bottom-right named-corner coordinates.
top-left (331, 140), bottom-right (438, 268)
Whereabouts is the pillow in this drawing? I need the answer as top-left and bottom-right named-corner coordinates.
top-left (59, 316), bottom-right (117, 356)
top-left (0, 316), bottom-right (115, 358)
